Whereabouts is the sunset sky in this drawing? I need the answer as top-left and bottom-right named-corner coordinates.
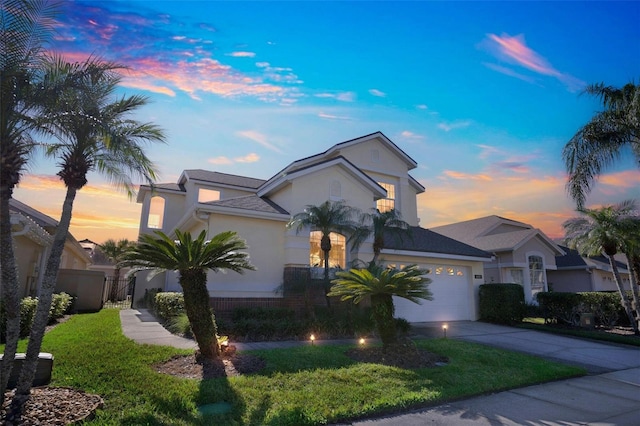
top-left (13, 0), bottom-right (640, 244)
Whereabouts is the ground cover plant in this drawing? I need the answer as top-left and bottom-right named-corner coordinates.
top-left (1, 309), bottom-right (584, 425)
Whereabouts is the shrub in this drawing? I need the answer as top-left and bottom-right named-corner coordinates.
top-left (19, 297), bottom-right (39, 337)
top-left (536, 291), bottom-right (625, 327)
top-left (49, 292), bottom-right (73, 321)
top-left (479, 284), bottom-right (526, 324)
top-left (536, 292), bottom-right (582, 325)
top-left (0, 293), bottom-right (71, 341)
top-left (153, 292), bottom-right (185, 321)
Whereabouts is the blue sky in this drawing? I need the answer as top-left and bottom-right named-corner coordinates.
top-left (14, 0), bottom-right (640, 243)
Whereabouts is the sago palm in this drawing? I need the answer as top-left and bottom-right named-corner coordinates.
top-left (0, 0), bottom-right (59, 404)
top-left (563, 82), bottom-right (640, 208)
top-left (329, 264), bottom-right (432, 347)
top-left (563, 200), bottom-right (639, 333)
top-left (12, 55), bottom-right (166, 408)
top-left (121, 229), bottom-right (255, 358)
top-left (287, 200), bottom-right (357, 307)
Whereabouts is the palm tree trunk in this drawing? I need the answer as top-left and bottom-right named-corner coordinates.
top-left (609, 255), bottom-right (639, 334)
top-left (371, 294), bottom-right (397, 348)
top-left (322, 249), bottom-right (332, 308)
top-left (11, 187), bottom-right (78, 416)
top-left (180, 270), bottom-right (220, 359)
top-left (0, 195), bottom-right (22, 404)
top-left (624, 253), bottom-right (640, 329)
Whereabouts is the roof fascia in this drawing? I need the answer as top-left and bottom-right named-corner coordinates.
top-left (382, 248), bottom-right (493, 263)
top-left (512, 231), bottom-right (566, 255)
top-left (409, 175), bottom-right (425, 193)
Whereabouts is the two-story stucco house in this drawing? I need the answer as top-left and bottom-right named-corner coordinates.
top-left (134, 132), bottom-right (492, 322)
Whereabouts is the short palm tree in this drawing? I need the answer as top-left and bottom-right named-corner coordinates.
top-left (563, 82), bottom-right (640, 208)
top-left (99, 238), bottom-right (136, 300)
top-left (563, 200), bottom-right (639, 333)
top-left (122, 229), bottom-right (255, 358)
top-left (0, 0), bottom-right (59, 403)
top-left (350, 208), bottom-right (412, 267)
top-left (329, 264), bottom-right (432, 348)
top-left (287, 200), bottom-right (357, 307)
top-left (11, 55), bottom-right (166, 409)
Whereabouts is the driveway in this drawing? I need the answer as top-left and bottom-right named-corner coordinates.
top-left (341, 321), bottom-right (640, 426)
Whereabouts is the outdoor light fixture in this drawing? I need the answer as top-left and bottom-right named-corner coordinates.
top-left (442, 324), bottom-right (448, 338)
top-left (359, 338), bottom-right (365, 346)
top-left (310, 334), bottom-right (316, 345)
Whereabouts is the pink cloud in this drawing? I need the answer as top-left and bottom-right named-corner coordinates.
top-left (228, 51), bottom-right (256, 57)
top-left (442, 170), bottom-right (493, 181)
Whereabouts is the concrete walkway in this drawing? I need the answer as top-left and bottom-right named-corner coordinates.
top-left (120, 309), bottom-right (640, 426)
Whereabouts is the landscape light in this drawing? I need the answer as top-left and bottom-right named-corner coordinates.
top-left (359, 338), bottom-right (365, 346)
top-left (442, 324), bottom-right (448, 338)
top-left (310, 334), bottom-right (316, 345)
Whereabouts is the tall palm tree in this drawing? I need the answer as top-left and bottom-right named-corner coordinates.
top-left (350, 208), bottom-right (412, 267)
top-left (0, 0), bottom-right (59, 403)
top-left (329, 263), bottom-right (432, 348)
top-left (287, 200), bottom-right (357, 307)
top-left (99, 238), bottom-right (135, 300)
top-left (11, 56), bottom-right (166, 410)
top-left (563, 82), bottom-right (640, 208)
top-left (563, 200), bottom-right (639, 334)
top-left (121, 229), bottom-right (255, 358)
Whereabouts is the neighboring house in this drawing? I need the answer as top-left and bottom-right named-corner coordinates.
top-left (432, 216), bottom-right (565, 303)
top-left (135, 132), bottom-right (492, 322)
top-left (8, 199), bottom-right (93, 298)
top-left (548, 245), bottom-right (631, 293)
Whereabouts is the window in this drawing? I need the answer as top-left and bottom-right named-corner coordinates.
top-left (329, 180), bottom-right (341, 200)
top-left (435, 266), bottom-right (443, 275)
top-left (147, 196), bottom-right (165, 229)
top-left (529, 255), bottom-right (545, 293)
top-left (309, 231), bottom-right (346, 269)
top-left (510, 269), bottom-right (524, 285)
top-left (198, 188), bottom-right (220, 203)
top-left (376, 182), bottom-right (395, 213)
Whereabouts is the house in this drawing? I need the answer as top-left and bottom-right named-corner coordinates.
top-left (432, 216), bottom-right (565, 303)
top-left (135, 132), bottom-right (492, 322)
top-left (548, 245), bottom-right (631, 293)
top-left (8, 199), bottom-right (104, 311)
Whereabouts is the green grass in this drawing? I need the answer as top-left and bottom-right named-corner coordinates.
top-left (3, 310), bottom-right (585, 425)
top-left (519, 318), bottom-right (640, 347)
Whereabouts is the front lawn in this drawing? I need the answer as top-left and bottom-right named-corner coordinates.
top-left (5, 310), bottom-right (584, 425)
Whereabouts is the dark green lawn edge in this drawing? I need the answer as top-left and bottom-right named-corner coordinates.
top-left (517, 322), bottom-right (640, 347)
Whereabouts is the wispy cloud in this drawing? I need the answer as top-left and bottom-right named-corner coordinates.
top-left (318, 112), bottom-right (352, 120)
top-left (236, 130), bottom-right (283, 153)
top-left (483, 33), bottom-right (585, 92)
top-left (438, 120), bottom-right (471, 132)
top-left (315, 91), bottom-right (356, 102)
top-left (208, 152), bottom-right (260, 165)
top-left (235, 153), bottom-right (260, 163)
top-left (228, 51), bottom-right (256, 57)
top-left (415, 104), bottom-right (428, 110)
top-left (482, 62), bottom-right (536, 84)
top-left (208, 156), bottom-right (233, 165)
top-left (400, 130), bottom-right (424, 140)
top-left (369, 89), bottom-right (386, 97)
top-left (442, 170), bottom-right (492, 181)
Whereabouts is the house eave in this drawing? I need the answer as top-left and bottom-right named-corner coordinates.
top-left (382, 249), bottom-right (493, 263)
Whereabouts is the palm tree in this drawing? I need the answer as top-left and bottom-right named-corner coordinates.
top-left (121, 229), bottom-right (255, 358)
top-left (350, 208), bottom-right (412, 267)
top-left (11, 56), bottom-right (166, 410)
top-left (0, 0), bottom-right (59, 403)
top-left (286, 200), bottom-right (357, 307)
top-left (329, 263), bottom-right (432, 348)
top-left (99, 238), bottom-right (135, 300)
top-left (563, 82), bottom-right (640, 208)
top-left (563, 200), bottom-right (639, 334)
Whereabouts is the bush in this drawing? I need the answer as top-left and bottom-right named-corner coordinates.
top-left (50, 292), bottom-right (73, 321)
top-left (537, 291), bottom-right (624, 327)
top-left (153, 292), bottom-right (185, 321)
top-left (536, 292), bottom-right (582, 325)
top-left (0, 293), bottom-right (72, 342)
top-left (479, 284), bottom-right (526, 324)
top-left (19, 297), bottom-right (38, 337)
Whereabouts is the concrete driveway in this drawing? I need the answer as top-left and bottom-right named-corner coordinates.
top-left (343, 321), bottom-right (640, 426)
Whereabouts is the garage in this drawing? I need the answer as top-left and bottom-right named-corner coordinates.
top-left (394, 264), bottom-right (472, 322)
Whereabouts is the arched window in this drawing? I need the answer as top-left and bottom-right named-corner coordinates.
top-left (528, 255), bottom-right (545, 293)
top-left (309, 231), bottom-right (346, 269)
top-left (147, 196), bottom-right (165, 229)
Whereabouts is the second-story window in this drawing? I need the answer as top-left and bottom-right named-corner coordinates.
top-left (376, 182), bottom-right (395, 213)
top-left (198, 188), bottom-right (220, 203)
top-left (147, 196), bottom-right (165, 229)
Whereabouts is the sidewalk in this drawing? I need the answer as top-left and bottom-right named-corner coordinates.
top-left (121, 309), bottom-right (640, 426)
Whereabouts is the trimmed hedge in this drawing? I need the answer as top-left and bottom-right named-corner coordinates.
top-left (0, 292), bottom-right (73, 342)
top-left (536, 291), bottom-right (624, 326)
top-left (153, 292), bottom-right (185, 321)
top-left (479, 284), bottom-right (526, 324)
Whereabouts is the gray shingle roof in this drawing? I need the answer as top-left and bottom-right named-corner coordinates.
top-left (383, 227), bottom-right (492, 258)
top-left (204, 195), bottom-right (289, 215)
top-left (183, 169), bottom-right (266, 189)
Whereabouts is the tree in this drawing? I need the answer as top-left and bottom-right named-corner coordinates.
top-left (10, 56), bottom-right (166, 413)
top-left (121, 229), bottom-right (255, 358)
top-left (286, 200), bottom-right (357, 307)
top-left (350, 208), bottom-right (412, 267)
top-left (99, 238), bottom-right (135, 300)
top-left (329, 263), bottom-right (432, 348)
top-left (563, 200), bottom-right (640, 333)
top-left (563, 82), bottom-right (640, 208)
top-left (0, 0), bottom-right (59, 404)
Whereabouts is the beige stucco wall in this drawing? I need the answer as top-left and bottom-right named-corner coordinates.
top-left (55, 269), bottom-right (105, 312)
top-left (13, 236), bottom-right (45, 297)
top-left (514, 237), bottom-right (558, 268)
top-left (138, 189), bottom-right (186, 236)
top-left (547, 269), bottom-right (593, 292)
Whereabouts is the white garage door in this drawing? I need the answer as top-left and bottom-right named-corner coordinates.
top-left (394, 264), bottom-right (471, 322)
